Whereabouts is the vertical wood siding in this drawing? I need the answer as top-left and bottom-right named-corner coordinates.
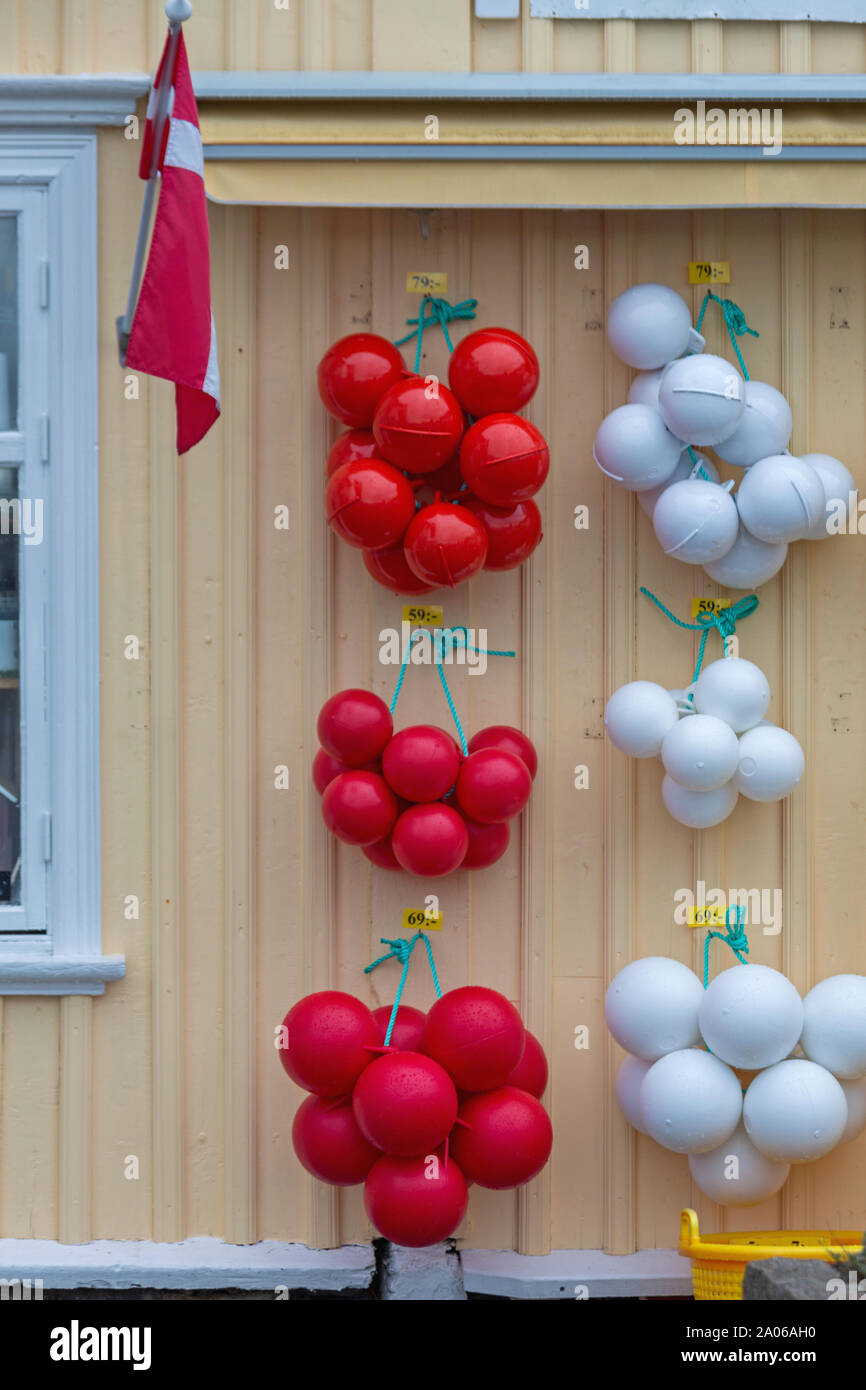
top-left (3, 0), bottom-right (866, 74)
top-left (1, 3), bottom-right (865, 1256)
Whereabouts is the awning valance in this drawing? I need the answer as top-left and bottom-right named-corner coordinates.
top-left (196, 80), bottom-right (866, 209)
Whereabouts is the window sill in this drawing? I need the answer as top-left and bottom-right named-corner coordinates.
top-left (0, 954), bottom-right (126, 996)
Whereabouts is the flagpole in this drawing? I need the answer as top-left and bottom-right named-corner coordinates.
top-left (116, 0), bottom-right (194, 364)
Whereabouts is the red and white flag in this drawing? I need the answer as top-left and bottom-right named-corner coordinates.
top-left (126, 30), bottom-right (220, 455)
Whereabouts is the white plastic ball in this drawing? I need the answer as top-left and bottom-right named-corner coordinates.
top-left (639, 1049), bottom-right (743, 1154)
top-left (743, 1059), bottom-right (847, 1163)
top-left (733, 725), bottom-right (805, 802)
top-left (604, 680), bottom-right (679, 758)
top-left (607, 283), bottom-right (702, 371)
top-left (735, 453), bottom-right (826, 544)
top-left (688, 1122), bottom-right (790, 1207)
top-left (703, 523), bottom-right (788, 590)
top-left (593, 404), bottom-right (684, 492)
top-left (628, 368), bottom-right (666, 408)
top-left (692, 657), bottom-right (770, 733)
top-left (652, 478), bottom-right (739, 564)
top-left (658, 354), bottom-right (745, 447)
top-left (661, 713), bottom-right (740, 792)
top-left (662, 775), bottom-right (738, 829)
top-left (800, 975), bottom-right (866, 1079)
top-left (615, 1054), bottom-right (652, 1133)
top-left (637, 451), bottom-right (719, 518)
top-left (713, 381), bottom-right (793, 468)
top-left (699, 964), bottom-right (804, 1069)
top-left (604, 956), bottom-right (704, 1062)
top-left (839, 1078), bottom-right (866, 1144)
top-left (801, 453), bottom-right (858, 540)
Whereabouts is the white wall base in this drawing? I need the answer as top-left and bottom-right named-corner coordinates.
top-left (461, 1247), bottom-right (693, 1299)
top-left (0, 1237), bottom-right (692, 1298)
top-left (0, 1238), bottom-right (374, 1292)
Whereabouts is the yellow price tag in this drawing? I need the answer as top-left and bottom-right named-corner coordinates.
top-left (689, 261), bottom-right (731, 285)
top-left (692, 597), bottom-right (732, 619)
top-left (402, 604), bottom-right (443, 627)
top-left (406, 271), bottom-right (448, 295)
top-left (687, 905), bottom-right (725, 929)
top-left (402, 908), bottom-right (443, 931)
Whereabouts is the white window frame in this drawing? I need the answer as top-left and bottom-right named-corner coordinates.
top-left (0, 132), bottom-right (123, 995)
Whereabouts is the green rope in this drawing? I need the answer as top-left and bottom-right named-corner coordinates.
top-left (695, 290), bottom-right (759, 382)
top-left (394, 295), bottom-right (478, 374)
top-left (364, 930), bottom-right (443, 1046)
top-left (389, 625), bottom-right (515, 755)
top-left (686, 445), bottom-right (711, 481)
top-left (639, 586), bottom-right (759, 688)
top-left (703, 905), bottom-right (750, 988)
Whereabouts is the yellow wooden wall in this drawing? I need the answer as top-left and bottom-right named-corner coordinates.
top-left (1, 2), bottom-right (866, 1257)
top-left (2, 0), bottom-right (866, 76)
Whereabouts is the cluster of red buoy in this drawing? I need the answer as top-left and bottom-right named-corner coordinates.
top-left (280, 987), bottom-right (552, 1247)
top-left (318, 327), bottom-right (549, 592)
top-left (314, 687), bottom-right (537, 876)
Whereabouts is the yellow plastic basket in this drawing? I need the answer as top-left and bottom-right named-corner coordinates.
top-left (678, 1208), bottom-right (863, 1301)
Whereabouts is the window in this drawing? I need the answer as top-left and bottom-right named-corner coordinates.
top-left (529, 1), bottom-right (861, 17)
top-left (0, 133), bottom-right (123, 994)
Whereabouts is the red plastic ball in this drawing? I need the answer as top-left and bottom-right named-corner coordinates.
top-left (382, 725), bottom-right (462, 803)
top-left (391, 803), bottom-right (469, 877)
top-left (466, 725), bottom-right (538, 781)
top-left (361, 834), bottom-right (403, 871)
top-left (363, 543), bottom-right (436, 596)
top-left (463, 495), bottom-right (543, 571)
top-left (412, 454), bottom-right (465, 508)
top-left (450, 1086), bottom-right (552, 1189)
top-left (325, 459), bottom-right (415, 551)
top-left (403, 503), bottom-right (488, 588)
top-left (326, 428), bottom-right (378, 478)
top-left (448, 327), bottom-right (539, 418)
top-left (312, 747), bottom-right (380, 796)
top-left (372, 377), bottom-right (465, 474)
top-left (506, 1030), bottom-right (549, 1099)
top-left (372, 1004), bottom-right (427, 1052)
top-left (364, 1152), bottom-right (468, 1247)
top-left (317, 334), bottom-right (406, 428)
top-left (321, 771), bottom-right (398, 846)
top-left (292, 1095), bottom-right (380, 1185)
top-left (317, 689), bottom-right (393, 766)
top-left (460, 815), bottom-right (510, 870)
top-left (422, 986), bottom-right (525, 1091)
top-left (459, 413), bottom-right (549, 506)
top-left (278, 990), bottom-right (379, 1097)
top-left (352, 1051), bottom-right (458, 1157)
top-left (312, 747), bottom-right (349, 796)
top-left (455, 748), bottom-right (532, 824)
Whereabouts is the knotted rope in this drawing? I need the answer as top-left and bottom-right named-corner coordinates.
top-left (364, 930), bottom-right (443, 1046)
top-left (695, 289), bottom-right (759, 381)
top-left (389, 625), bottom-right (515, 755)
top-left (394, 295), bottom-right (478, 373)
top-left (639, 586), bottom-right (759, 689)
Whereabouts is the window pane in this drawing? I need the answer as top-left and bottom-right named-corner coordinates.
top-left (0, 216), bottom-right (17, 431)
top-left (0, 466), bottom-right (20, 909)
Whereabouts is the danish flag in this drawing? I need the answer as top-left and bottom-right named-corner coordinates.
top-left (125, 29), bottom-right (220, 455)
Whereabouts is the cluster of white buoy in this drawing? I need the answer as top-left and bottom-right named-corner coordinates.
top-left (595, 283), bottom-right (857, 588)
top-left (604, 655), bottom-right (804, 828)
top-left (607, 957), bottom-right (866, 1206)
